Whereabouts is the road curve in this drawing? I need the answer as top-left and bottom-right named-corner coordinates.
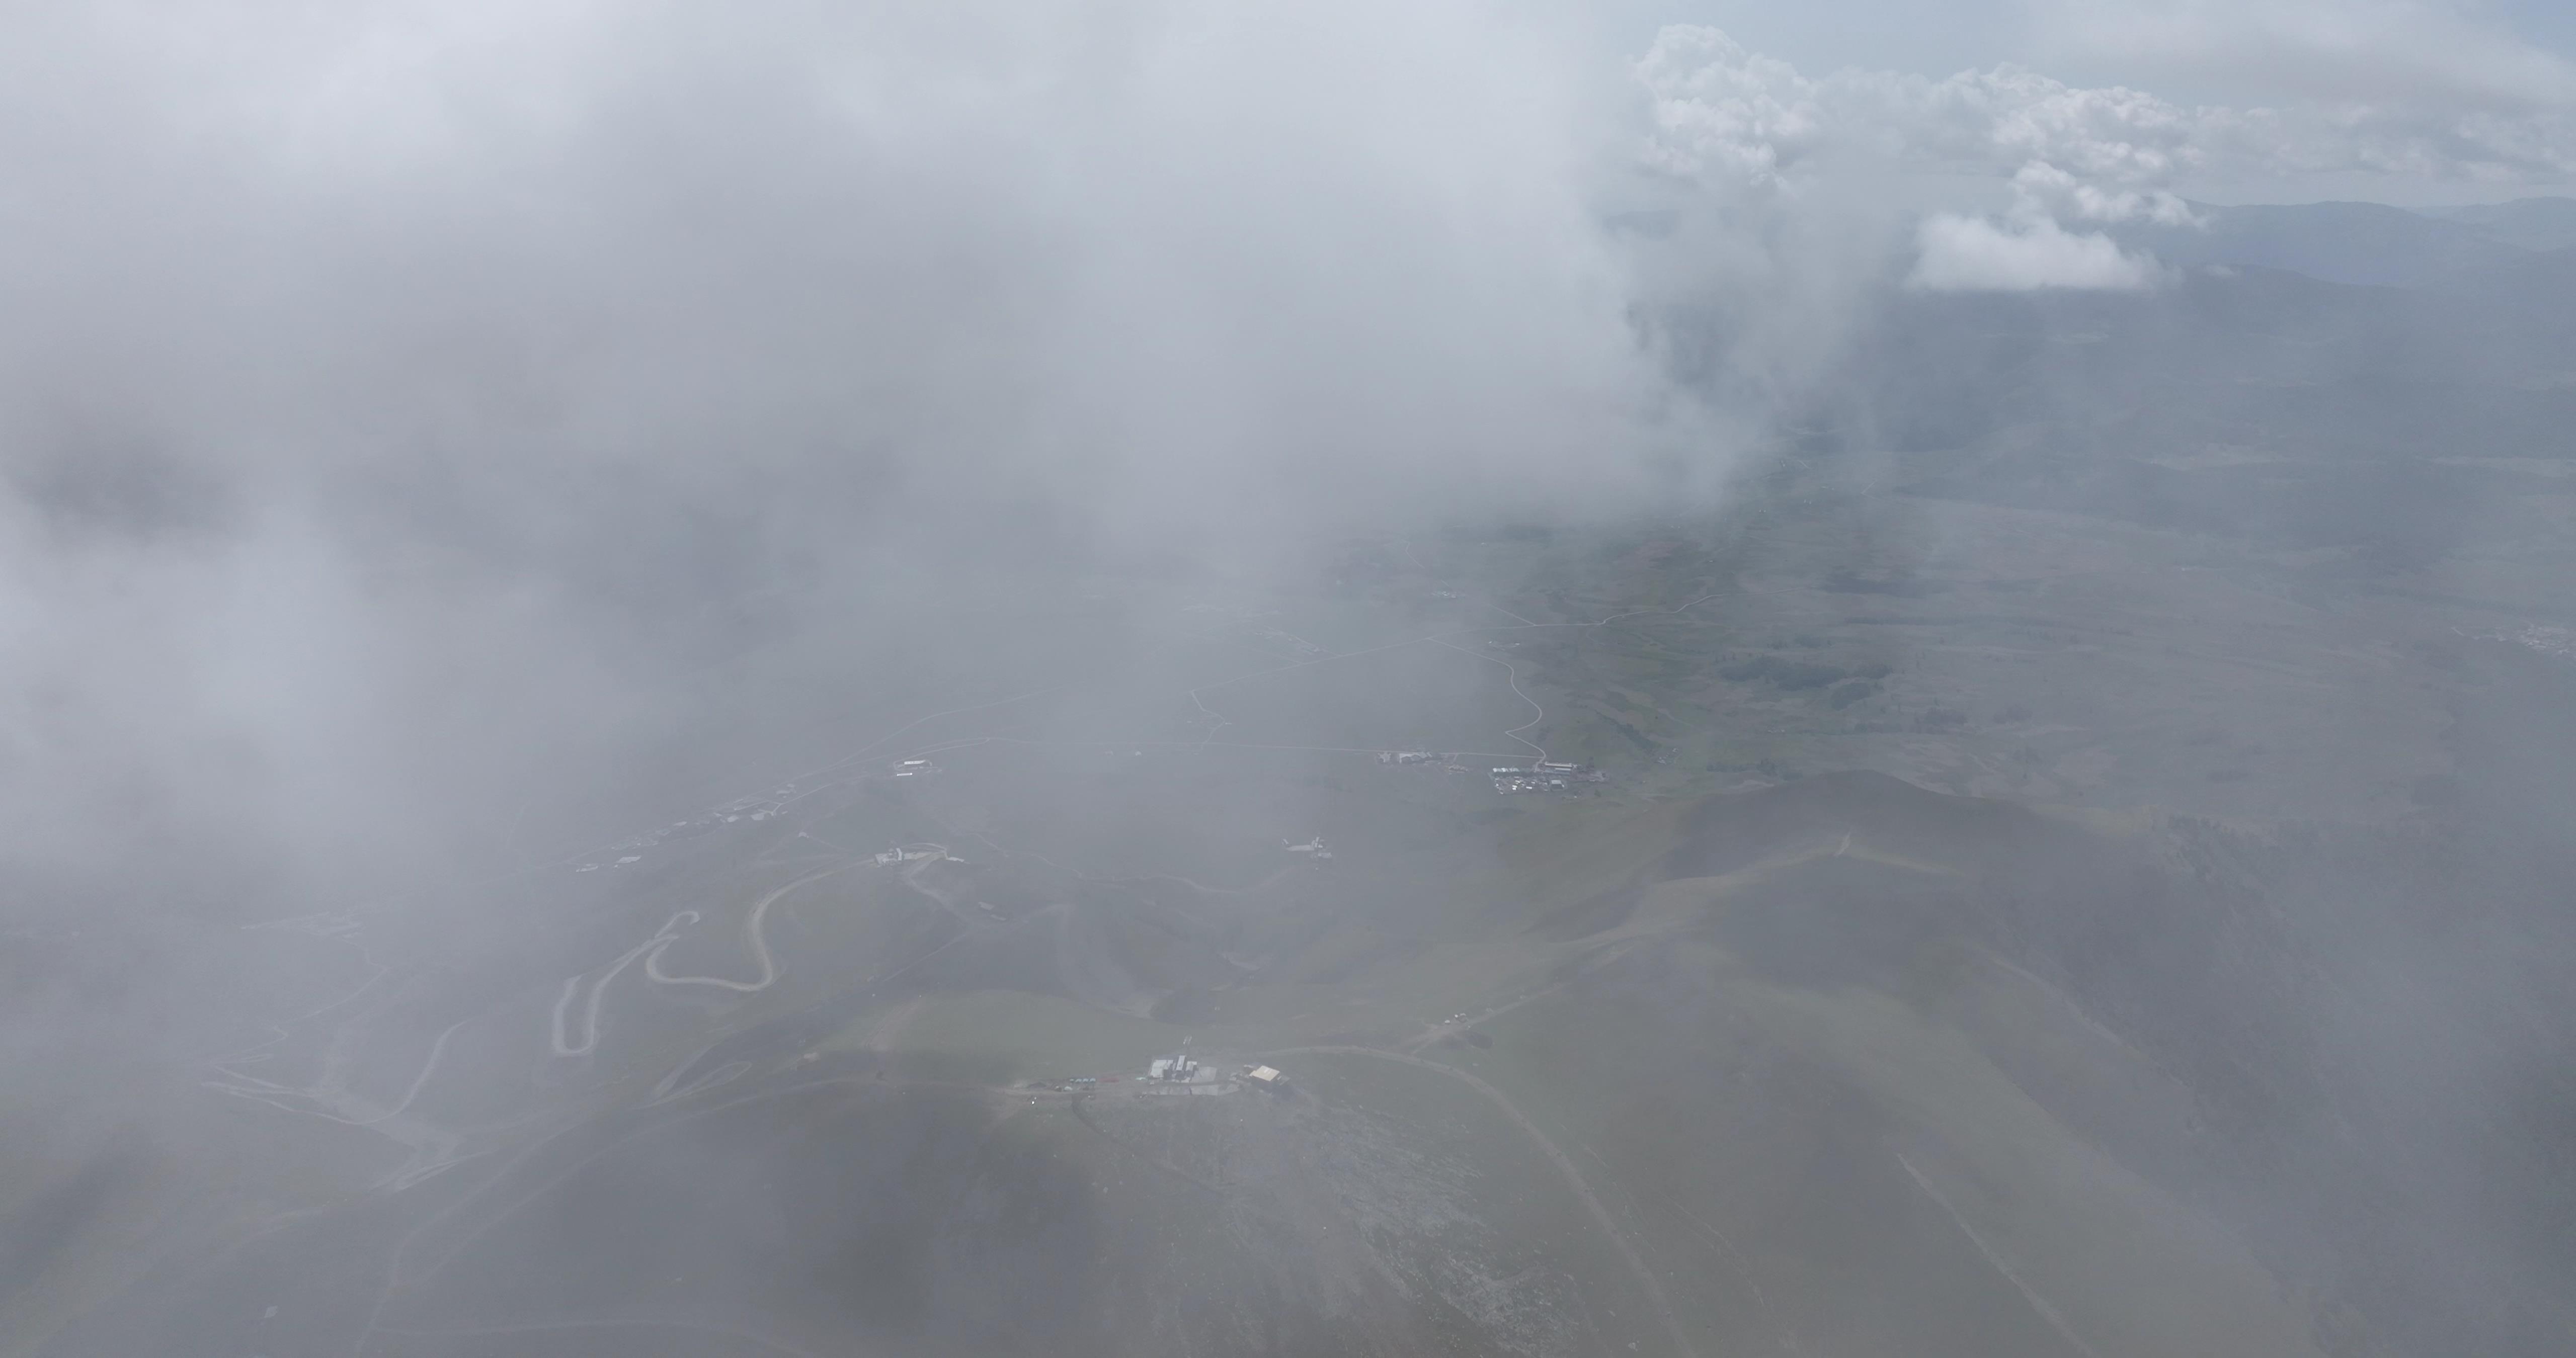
top-left (647, 865), bottom-right (851, 993)
top-left (550, 912), bottom-right (696, 1057)
top-left (1429, 636), bottom-right (1549, 761)
top-left (1270, 1045), bottom-right (1701, 1358)
top-left (554, 865), bottom-right (852, 1058)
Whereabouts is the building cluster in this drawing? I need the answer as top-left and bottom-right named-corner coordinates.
top-left (1375, 750), bottom-right (1439, 765)
top-left (571, 785), bottom-right (799, 872)
top-left (890, 758), bottom-right (941, 779)
top-left (1030, 1056), bottom-right (1289, 1096)
top-left (1283, 836), bottom-right (1334, 861)
top-left (1130, 1051), bottom-right (1228, 1097)
top-left (1250, 626), bottom-right (1327, 658)
top-left (1490, 760), bottom-right (1604, 795)
top-left (2467, 623), bottom-right (2576, 662)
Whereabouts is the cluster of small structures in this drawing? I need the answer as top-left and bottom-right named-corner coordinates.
top-left (1379, 748), bottom-right (1613, 789)
top-left (2456, 623), bottom-right (2574, 664)
top-left (870, 843), bottom-right (951, 867)
top-left (1379, 749), bottom-right (1495, 776)
top-left (2506, 625), bottom-right (2572, 662)
top-left (1490, 760), bottom-right (1603, 795)
top-left (890, 758), bottom-right (941, 779)
top-left (1030, 1056), bottom-right (1289, 1097)
top-left (1251, 626), bottom-right (1327, 658)
top-left (572, 785), bottom-right (800, 872)
top-left (1283, 836), bottom-right (1334, 862)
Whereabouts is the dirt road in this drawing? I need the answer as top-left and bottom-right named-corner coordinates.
top-left (1271, 1044), bottom-right (1701, 1358)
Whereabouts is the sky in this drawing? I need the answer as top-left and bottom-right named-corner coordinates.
top-left (1611, 0), bottom-right (2576, 202)
top-left (3, 0), bottom-right (2575, 903)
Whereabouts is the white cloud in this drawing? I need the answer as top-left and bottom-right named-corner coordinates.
top-left (1908, 213), bottom-right (2168, 290)
top-left (1638, 27), bottom-right (2219, 194)
top-left (1637, 21), bottom-right (2576, 291)
top-left (2013, 161), bottom-right (2200, 225)
top-left (0, 0), bottom-right (1708, 890)
top-left (2031, 0), bottom-right (2576, 111)
top-left (1640, 21), bottom-right (2576, 195)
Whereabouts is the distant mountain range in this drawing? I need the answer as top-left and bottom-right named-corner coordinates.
top-left (2111, 197), bottom-right (2576, 288)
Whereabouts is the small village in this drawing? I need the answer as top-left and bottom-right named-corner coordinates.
top-left (1373, 747), bottom-right (1608, 794)
top-left (1283, 835), bottom-right (1333, 862)
top-left (1490, 760), bottom-right (1605, 795)
top-left (571, 785), bottom-right (803, 871)
top-left (1028, 1051), bottom-right (1290, 1098)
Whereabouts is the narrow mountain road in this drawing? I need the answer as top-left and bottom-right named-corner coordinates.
top-left (1895, 1153), bottom-right (2103, 1358)
top-left (1429, 635), bottom-right (1549, 761)
top-left (1271, 1045), bottom-right (1701, 1358)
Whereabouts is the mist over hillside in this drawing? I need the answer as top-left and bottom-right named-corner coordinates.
top-left (3, 5), bottom-right (2574, 1357)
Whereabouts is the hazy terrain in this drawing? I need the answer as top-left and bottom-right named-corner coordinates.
top-left (5, 7), bottom-right (2576, 1356)
top-left (13, 201), bottom-right (2576, 1351)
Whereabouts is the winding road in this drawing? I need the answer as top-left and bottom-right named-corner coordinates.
top-left (1431, 635), bottom-right (1550, 760)
top-left (647, 865), bottom-right (852, 992)
top-left (550, 913), bottom-right (697, 1058)
top-left (554, 864), bottom-right (858, 1057)
top-left (215, 564), bottom-right (1741, 1354)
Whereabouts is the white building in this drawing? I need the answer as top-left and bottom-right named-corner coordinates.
top-left (1146, 1054), bottom-right (1200, 1082)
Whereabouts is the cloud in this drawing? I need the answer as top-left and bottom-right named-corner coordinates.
top-left (1638, 27), bottom-right (2212, 193)
top-left (2030, 0), bottom-right (2576, 111)
top-left (1638, 19), bottom-right (2576, 196)
top-left (11, 5), bottom-right (2570, 895)
top-left (1635, 20), bottom-right (2576, 291)
top-left (1907, 212), bottom-right (2169, 290)
top-left (0, 0), bottom-right (1709, 897)
top-left (2011, 161), bottom-right (2200, 225)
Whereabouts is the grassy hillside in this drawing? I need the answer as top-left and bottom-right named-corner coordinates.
top-left (27, 757), bottom-right (2566, 1355)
